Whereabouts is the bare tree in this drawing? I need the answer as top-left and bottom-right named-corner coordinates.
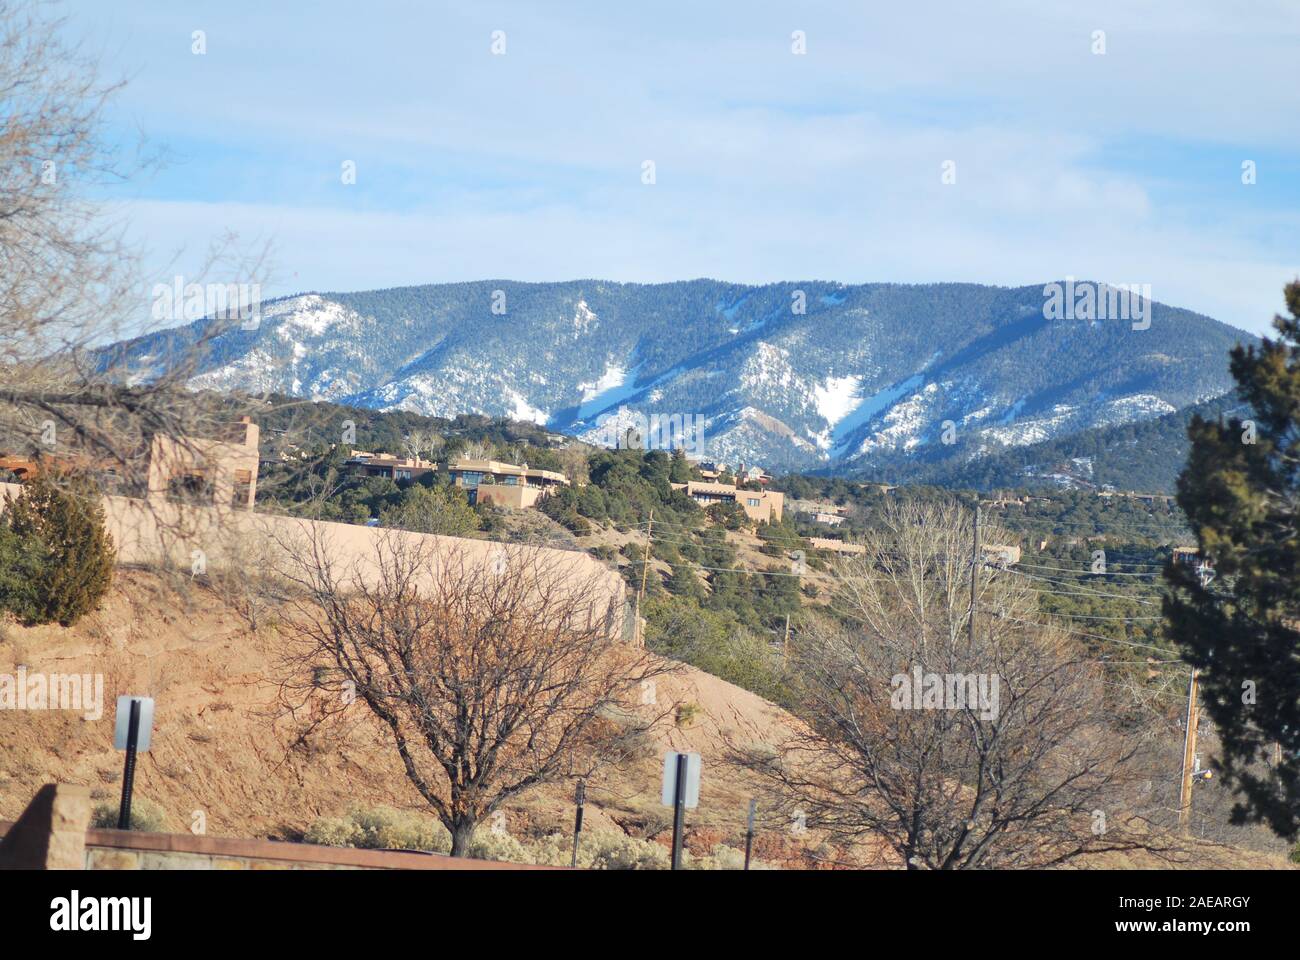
top-left (735, 499), bottom-right (1174, 868)
top-left (274, 528), bottom-right (668, 855)
top-left (401, 429), bottom-right (441, 462)
top-left (0, 2), bottom-right (323, 522)
top-left (456, 439), bottom-right (496, 462)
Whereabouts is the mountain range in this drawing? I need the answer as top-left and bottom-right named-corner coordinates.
top-left (104, 279), bottom-right (1252, 481)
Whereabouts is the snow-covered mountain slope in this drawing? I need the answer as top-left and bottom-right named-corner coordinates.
top-left (101, 280), bottom-right (1250, 475)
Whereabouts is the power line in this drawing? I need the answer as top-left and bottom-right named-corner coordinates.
top-left (1020, 609), bottom-right (1164, 622)
top-left (1000, 615), bottom-right (1173, 654)
top-left (1014, 584), bottom-right (1165, 607)
top-left (993, 567), bottom-right (1164, 605)
top-left (1014, 560), bottom-right (1167, 578)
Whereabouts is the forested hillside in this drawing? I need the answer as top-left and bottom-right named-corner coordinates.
top-left (102, 280), bottom-right (1251, 477)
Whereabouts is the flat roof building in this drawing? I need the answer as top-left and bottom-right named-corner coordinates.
top-left (447, 458), bottom-right (569, 510)
top-left (147, 416), bottom-right (261, 509)
top-left (813, 512), bottom-right (846, 527)
top-left (346, 452), bottom-right (437, 482)
top-left (670, 481), bottom-right (784, 523)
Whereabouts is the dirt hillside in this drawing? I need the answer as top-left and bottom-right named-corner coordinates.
top-left (1, 568), bottom-right (1289, 869)
top-left (0, 569), bottom-right (814, 863)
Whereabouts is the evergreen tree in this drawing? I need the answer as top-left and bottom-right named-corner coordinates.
top-left (0, 475), bottom-right (116, 626)
top-left (668, 448), bottom-right (692, 483)
top-left (379, 484), bottom-right (479, 536)
top-left (1166, 281), bottom-right (1300, 838)
top-left (666, 561), bottom-right (705, 601)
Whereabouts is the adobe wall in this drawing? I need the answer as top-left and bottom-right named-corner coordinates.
top-left (0, 484), bottom-right (629, 635)
top-left (473, 484), bottom-right (543, 509)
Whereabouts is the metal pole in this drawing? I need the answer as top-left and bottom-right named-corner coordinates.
top-left (669, 753), bottom-right (687, 870)
top-left (743, 798), bottom-right (757, 871)
top-left (968, 502), bottom-right (980, 646)
top-left (570, 780), bottom-right (585, 868)
top-left (116, 698), bottom-right (141, 830)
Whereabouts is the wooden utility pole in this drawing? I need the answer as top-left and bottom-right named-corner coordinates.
top-left (1177, 667), bottom-right (1201, 834)
top-left (782, 613), bottom-right (791, 665)
top-left (968, 502), bottom-right (981, 646)
top-left (1178, 561), bottom-right (1215, 834)
top-left (637, 509), bottom-right (654, 612)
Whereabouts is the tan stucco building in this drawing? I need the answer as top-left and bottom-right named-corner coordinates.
top-left (345, 453), bottom-right (437, 482)
top-left (671, 481), bottom-right (784, 523)
top-left (447, 458), bottom-right (569, 509)
top-left (146, 417), bottom-right (261, 509)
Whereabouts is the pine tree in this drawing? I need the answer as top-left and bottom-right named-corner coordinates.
top-left (666, 562), bottom-right (705, 601)
top-left (1166, 281), bottom-right (1300, 839)
top-left (379, 484), bottom-right (479, 536)
top-left (1, 474), bottom-right (116, 627)
top-left (668, 448), bottom-right (692, 483)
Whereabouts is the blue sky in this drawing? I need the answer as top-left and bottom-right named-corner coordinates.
top-left (66, 0), bottom-right (1300, 334)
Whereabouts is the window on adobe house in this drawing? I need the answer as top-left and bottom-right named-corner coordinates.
top-left (747, 498), bottom-right (761, 507)
top-left (167, 472), bottom-right (212, 503)
top-left (232, 468), bottom-right (253, 506)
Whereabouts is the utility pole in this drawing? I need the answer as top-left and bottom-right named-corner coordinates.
top-left (1177, 666), bottom-right (1201, 835)
top-left (1178, 560), bottom-right (1215, 833)
top-left (968, 502), bottom-right (981, 646)
top-left (637, 509), bottom-right (654, 614)
top-left (782, 614), bottom-right (791, 665)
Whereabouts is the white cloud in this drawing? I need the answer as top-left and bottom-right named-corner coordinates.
top-left (71, 1), bottom-right (1300, 336)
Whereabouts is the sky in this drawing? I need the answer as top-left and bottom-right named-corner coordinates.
top-left (63, 0), bottom-right (1300, 335)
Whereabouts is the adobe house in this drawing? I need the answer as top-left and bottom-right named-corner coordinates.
top-left (670, 481), bottom-right (784, 523)
top-left (736, 463), bottom-right (773, 486)
top-left (145, 416), bottom-right (261, 509)
top-left (0, 455), bottom-right (39, 480)
top-left (446, 458), bottom-right (569, 509)
top-left (345, 452), bottom-right (437, 482)
top-left (693, 460), bottom-right (728, 481)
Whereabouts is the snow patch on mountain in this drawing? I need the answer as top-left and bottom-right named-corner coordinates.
top-left (739, 342), bottom-right (800, 395)
top-left (270, 295), bottom-right (357, 337)
top-left (979, 394), bottom-right (1177, 446)
top-left (573, 299), bottom-right (598, 338)
top-left (575, 361), bottom-right (643, 420)
top-left (813, 375), bottom-right (863, 429)
top-left (833, 374), bottom-right (928, 456)
top-left (850, 382), bottom-right (944, 454)
top-left (506, 389), bottom-right (549, 425)
top-left (189, 348), bottom-right (288, 395)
